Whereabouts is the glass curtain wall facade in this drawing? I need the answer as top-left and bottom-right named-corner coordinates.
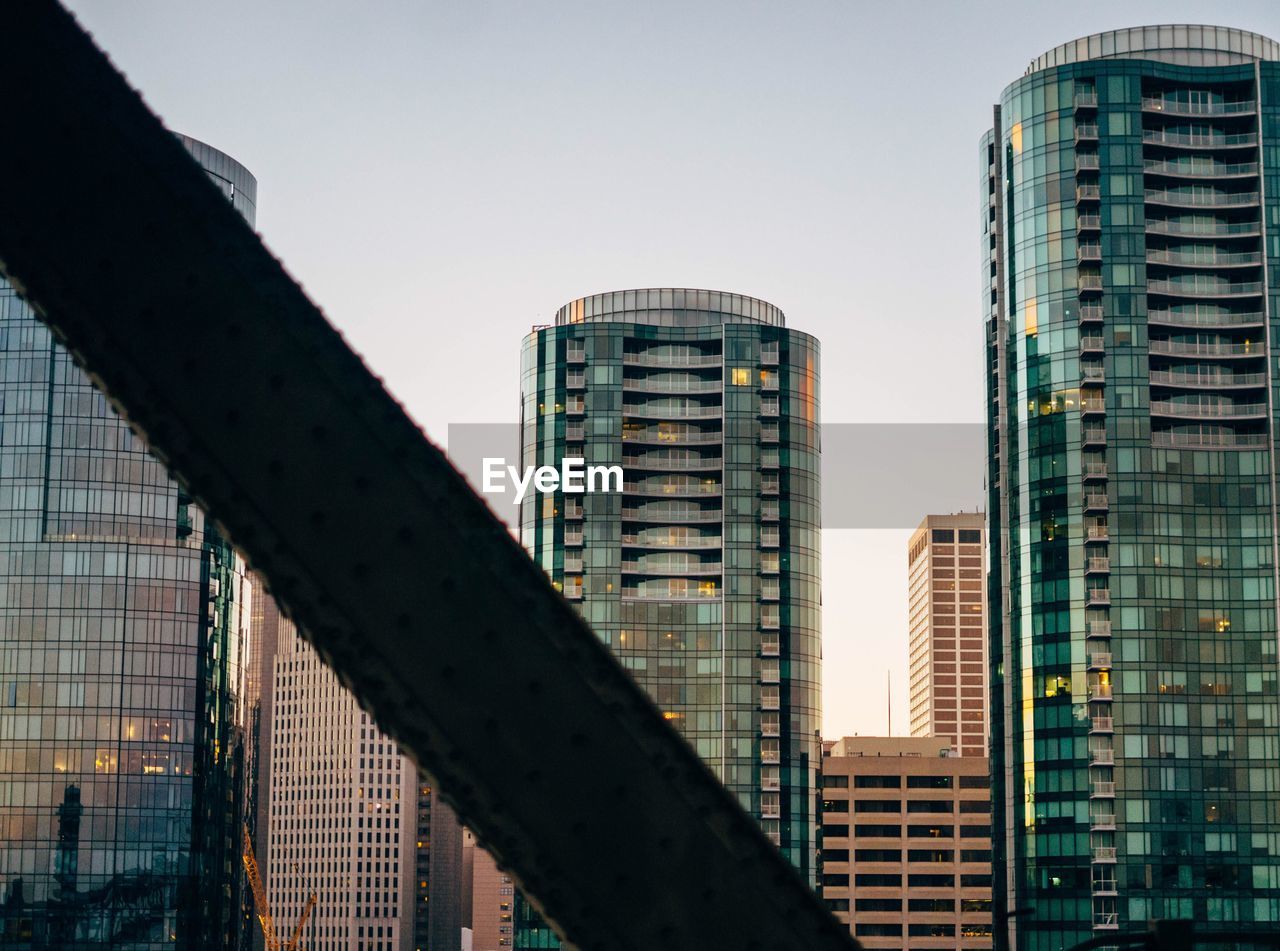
top-left (983, 26), bottom-right (1280, 949)
top-left (515, 289), bottom-right (821, 945)
top-left (0, 135), bottom-right (258, 949)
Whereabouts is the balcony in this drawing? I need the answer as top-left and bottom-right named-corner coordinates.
top-left (1078, 274), bottom-right (1103, 293)
top-left (1145, 218), bottom-right (1260, 238)
top-left (622, 403), bottom-right (721, 420)
top-left (564, 557), bottom-right (584, 574)
top-left (1077, 213), bottom-right (1101, 232)
top-left (760, 714), bottom-right (780, 737)
top-left (1087, 588), bottom-right (1111, 605)
top-left (566, 370), bottom-right (585, 389)
top-left (1090, 716), bottom-right (1115, 734)
top-left (1152, 430), bottom-right (1269, 449)
top-left (1085, 554), bottom-right (1110, 573)
top-left (1141, 129), bottom-right (1257, 149)
top-left (621, 507), bottom-right (720, 523)
top-left (1143, 158), bottom-right (1258, 179)
top-left (566, 398), bottom-right (586, 415)
top-left (1078, 303), bottom-right (1103, 323)
top-left (622, 428), bottom-right (722, 446)
top-left (761, 801), bottom-right (781, 820)
top-left (1091, 813), bottom-right (1117, 831)
top-left (1092, 878), bottom-right (1118, 896)
top-left (760, 611), bottom-right (780, 631)
top-left (760, 424), bottom-right (779, 443)
top-left (1144, 188), bottom-right (1258, 209)
top-left (622, 377), bottom-right (721, 395)
top-left (760, 664), bottom-right (781, 685)
top-left (564, 585), bottom-right (583, 601)
top-left (1090, 781), bottom-right (1116, 798)
top-left (1080, 395), bottom-right (1106, 416)
top-left (1147, 308), bottom-right (1264, 329)
top-left (1084, 496), bottom-right (1109, 516)
top-left (760, 688), bottom-right (780, 711)
top-left (1141, 96), bottom-right (1255, 116)
top-left (761, 743), bottom-right (781, 766)
top-left (620, 560), bottom-right (722, 576)
top-left (1090, 684), bottom-right (1113, 701)
top-left (623, 351), bottom-right (721, 368)
top-left (1076, 184), bottom-right (1101, 202)
top-left (1087, 620), bottom-right (1112, 638)
top-left (1077, 244), bottom-right (1102, 263)
top-left (761, 477), bottom-right (780, 495)
top-left (1149, 400), bottom-right (1266, 420)
top-left (759, 400), bottom-right (780, 417)
top-left (760, 580), bottom-right (780, 601)
top-left (761, 346), bottom-right (779, 366)
top-left (1086, 524), bottom-right (1109, 543)
top-left (1082, 426), bottom-right (1106, 447)
top-left (566, 346), bottom-right (586, 364)
top-left (621, 532), bottom-right (720, 549)
top-left (564, 501), bottom-right (584, 520)
top-left (1089, 653), bottom-right (1113, 671)
top-left (1083, 462), bottom-right (1108, 481)
top-left (1074, 91), bottom-right (1098, 110)
top-left (566, 425), bottom-right (585, 442)
top-left (1090, 747), bottom-right (1115, 766)
top-left (565, 530), bottom-right (584, 547)
top-left (1146, 249), bottom-right (1262, 269)
top-left (1148, 339), bottom-right (1263, 358)
top-left (760, 530), bottom-right (780, 549)
top-left (1076, 153), bottom-right (1100, 172)
top-left (1094, 911), bottom-right (1120, 930)
top-left (1075, 123), bottom-right (1099, 142)
top-left (623, 455), bottom-right (722, 472)
top-left (1081, 365), bottom-right (1106, 385)
top-left (624, 482), bottom-right (722, 498)
top-left (1148, 279), bottom-right (1263, 299)
top-left (1149, 369), bottom-right (1265, 388)
top-left (760, 638), bottom-right (780, 657)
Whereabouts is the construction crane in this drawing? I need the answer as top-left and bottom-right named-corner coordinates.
top-left (242, 827), bottom-right (316, 951)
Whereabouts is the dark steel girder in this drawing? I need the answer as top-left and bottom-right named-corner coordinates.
top-left (0, 4), bottom-right (858, 950)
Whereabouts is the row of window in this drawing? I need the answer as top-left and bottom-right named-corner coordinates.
top-left (822, 774), bottom-right (990, 789)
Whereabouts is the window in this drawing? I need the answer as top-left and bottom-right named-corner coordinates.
top-left (822, 799), bottom-right (849, 813)
top-left (855, 824), bottom-right (900, 838)
top-left (730, 367), bottom-right (750, 385)
top-left (959, 529), bottom-right (981, 543)
top-left (962, 898), bottom-right (992, 913)
top-left (822, 824), bottom-right (849, 837)
top-left (856, 924), bottom-right (902, 937)
top-left (907, 849), bottom-right (953, 863)
top-left (908, 775), bottom-right (953, 789)
top-left (931, 529), bottom-right (954, 543)
top-left (855, 800), bottom-right (901, 813)
top-left (907, 800), bottom-right (953, 813)
top-left (822, 775), bottom-right (848, 788)
top-left (961, 874), bottom-right (992, 888)
top-left (960, 825), bottom-right (991, 838)
top-left (855, 849), bottom-right (902, 863)
top-left (821, 874), bottom-right (849, 887)
top-left (960, 775), bottom-right (990, 789)
top-left (908, 873), bottom-right (954, 887)
top-left (909, 898), bottom-right (954, 913)
top-left (908, 825), bottom-right (953, 839)
top-left (961, 849), bottom-right (992, 863)
top-left (821, 849), bottom-right (850, 862)
top-left (856, 898), bottom-right (902, 912)
top-left (856, 874), bottom-right (902, 887)
top-left (823, 898), bottom-right (849, 912)
top-left (960, 800), bottom-right (992, 813)
top-left (910, 924), bottom-right (956, 937)
top-left (855, 775), bottom-right (900, 789)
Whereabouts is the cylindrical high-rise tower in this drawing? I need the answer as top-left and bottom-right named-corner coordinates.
top-left (0, 135), bottom-right (258, 949)
top-left (519, 288), bottom-right (821, 881)
top-left (983, 26), bottom-right (1280, 948)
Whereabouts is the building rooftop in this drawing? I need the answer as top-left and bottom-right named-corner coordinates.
top-left (554, 287), bottom-right (785, 328)
top-left (825, 736), bottom-right (955, 759)
top-left (1025, 25), bottom-right (1279, 76)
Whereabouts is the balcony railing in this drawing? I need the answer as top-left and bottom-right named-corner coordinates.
top-left (1078, 274), bottom-right (1104, 292)
top-left (566, 346), bottom-right (586, 363)
top-left (1075, 123), bottom-right (1099, 141)
top-left (622, 428), bottom-right (722, 445)
top-left (1087, 620), bottom-right (1112, 638)
top-left (1086, 554), bottom-right (1110, 572)
top-left (1149, 400), bottom-right (1266, 419)
top-left (621, 508), bottom-right (720, 523)
top-left (565, 530), bottom-right (584, 547)
top-left (1083, 426), bottom-right (1107, 445)
top-left (1090, 683), bottom-right (1113, 700)
top-left (623, 351), bottom-right (721, 368)
top-left (623, 455), bottom-right (722, 471)
top-left (1090, 812), bottom-right (1117, 830)
top-left (622, 377), bottom-right (721, 394)
top-left (1087, 588), bottom-right (1112, 605)
top-left (624, 482), bottom-right (722, 497)
top-left (1090, 781), bottom-right (1116, 797)
top-left (1141, 96), bottom-right (1255, 116)
top-left (1076, 153), bottom-right (1100, 171)
top-left (1152, 430), bottom-right (1269, 449)
top-left (1090, 716), bottom-right (1115, 734)
top-left (760, 638), bottom-right (780, 657)
top-left (1081, 396), bottom-right (1106, 415)
top-left (1147, 308), bottom-right (1264, 328)
top-left (1145, 218), bottom-right (1260, 237)
top-left (1083, 463), bottom-right (1109, 480)
top-left (566, 425), bottom-right (585, 441)
top-left (1150, 369), bottom-right (1265, 387)
top-left (1090, 748), bottom-right (1115, 765)
top-left (621, 533), bottom-right (720, 549)
top-left (1086, 524), bottom-right (1109, 541)
top-left (622, 403), bottom-right (722, 420)
top-left (1146, 249), bottom-right (1262, 268)
top-left (1148, 339), bottom-right (1262, 358)
top-left (1077, 184), bottom-right (1101, 201)
top-left (1084, 497), bottom-right (1109, 516)
top-left (1075, 91), bottom-right (1098, 109)
top-left (1141, 129), bottom-right (1257, 148)
top-left (567, 398), bottom-right (586, 414)
top-left (1077, 214), bottom-right (1101, 231)
top-left (1143, 158), bottom-right (1258, 178)
top-left (1144, 188), bottom-right (1258, 208)
top-left (1089, 652), bottom-right (1113, 670)
top-left (1078, 304), bottom-right (1103, 323)
top-left (620, 560), bottom-right (722, 575)
top-left (1148, 279), bottom-right (1263, 298)
top-left (1078, 244), bottom-right (1102, 262)
top-left (760, 714), bottom-right (780, 737)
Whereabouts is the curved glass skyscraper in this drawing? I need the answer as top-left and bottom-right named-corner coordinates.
top-left (519, 289), bottom-right (821, 879)
top-left (983, 26), bottom-right (1280, 948)
top-left (0, 135), bottom-right (257, 948)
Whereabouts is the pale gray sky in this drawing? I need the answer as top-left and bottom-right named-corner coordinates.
top-left (66, 0), bottom-right (1280, 738)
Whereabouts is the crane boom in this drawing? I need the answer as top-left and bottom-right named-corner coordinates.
top-left (284, 891), bottom-right (317, 951)
top-left (243, 827), bottom-right (280, 951)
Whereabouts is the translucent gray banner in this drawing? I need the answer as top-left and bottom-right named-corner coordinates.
top-left (446, 423), bottom-right (985, 529)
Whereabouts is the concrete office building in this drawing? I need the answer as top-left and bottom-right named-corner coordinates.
top-left (0, 135), bottom-right (257, 949)
top-left (819, 736), bottom-right (993, 949)
top-left (265, 623), bottom-right (417, 951)
top-left (907, 514), bottom-right (987, 756)
top-left (983, 25), bottom-right (1280, 947)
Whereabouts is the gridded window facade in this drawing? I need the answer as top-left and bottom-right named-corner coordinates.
top-left (515, 289), bottom-right (820, 946)
top-left (0, 137), bottom-right (258, 948)
top-left (985, 28), bottom-right (1280, 949)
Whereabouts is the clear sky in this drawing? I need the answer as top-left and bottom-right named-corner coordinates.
top-left (65, 0), bottom-right (1280, 739)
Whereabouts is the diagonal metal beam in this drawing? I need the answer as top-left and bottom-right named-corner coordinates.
top-left (0, 3), bottom-right (858, 949)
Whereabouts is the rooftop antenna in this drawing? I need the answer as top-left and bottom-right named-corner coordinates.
top-left (887, 670), bottom-right (892, 735)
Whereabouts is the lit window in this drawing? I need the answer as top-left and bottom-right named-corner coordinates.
top-left (730, 368), bottom-right (750, 385)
